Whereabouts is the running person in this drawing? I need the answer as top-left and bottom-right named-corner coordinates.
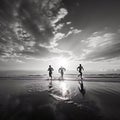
top-left (58, 66), bottom-right (66, 80)
top-left (77, 64), bottom-right (84, 79)
top-left (48, 65), bottom-right (54, 81)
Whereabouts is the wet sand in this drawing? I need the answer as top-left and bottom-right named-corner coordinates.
top-left (0, 79), bottom-right (120, 120)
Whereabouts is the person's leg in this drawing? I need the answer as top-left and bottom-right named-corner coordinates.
top-left (80, 72), bottom-right (83, 84)
top-left (60, 72), bottom-right (63, 80)
top-left (78, 72), bottom-right (81, 82)
top-left (49, 72), bottom-right (51, 80)
top-left (51, 74), bottom-right (53, 84)
top-left (80, 72), bottom-right (83, 79)
top-left (51, 73), bottom-right (52, 79)
top-left (61, 72), bottom-right (63, 80)
top-left (49, 72), bottom-right (52, 81)
top-left (78, 73), bottom-right (80, 77)
top-left (49, 74), bottom-right (52, 87)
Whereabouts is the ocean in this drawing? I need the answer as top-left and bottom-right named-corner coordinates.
top-left (0, 70), bottom-right (120, 82)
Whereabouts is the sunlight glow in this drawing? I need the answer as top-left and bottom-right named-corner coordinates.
top-left (56, 57), bottom-right (68, 67)
top-left (60, 82), bottom-right (69, 97)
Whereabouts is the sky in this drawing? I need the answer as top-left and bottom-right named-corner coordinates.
top-left (0, 0), bottom-right (120, 73)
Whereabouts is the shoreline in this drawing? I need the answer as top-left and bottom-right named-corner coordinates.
top-left (0, 77), bottom-right (120, 83)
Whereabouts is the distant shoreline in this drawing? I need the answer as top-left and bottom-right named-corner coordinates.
top-left (0, 76), bottom-right (120, 83)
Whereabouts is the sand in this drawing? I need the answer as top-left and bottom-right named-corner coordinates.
top-left (0, 78), bottom-right (120, 120)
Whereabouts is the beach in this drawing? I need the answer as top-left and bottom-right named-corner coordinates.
top-left (0, 75), bottom-right (120, 120)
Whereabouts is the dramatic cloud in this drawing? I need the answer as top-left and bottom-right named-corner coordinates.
top-left (81, 32), bottom-right (120, 61)
top-left (51, 8), bottom-right (68, 25)
top-left (0, 0), bottom-right (71, 62)
top-left (1, 0), bottom-right (120, 71)
top-left (65, 29), bottom-right (82, 37)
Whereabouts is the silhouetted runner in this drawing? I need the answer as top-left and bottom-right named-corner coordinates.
top-left (48, 65), bottom-right (54, 81)
top-left (58, 66), bottom-right (66, 80)
top-left (77, 64), bottom-right (84, 80)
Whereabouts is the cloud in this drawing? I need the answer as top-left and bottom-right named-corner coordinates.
top-left (51, 8), bottom-right (68, 25)
top-left (53, 32), bottom-right (65, 42)
top-left (54, 23), bottom-right (64, 31)
top-left (65, 29), bottom-right (82, 37)
top-left (49, 47), bottom-right (72, 58)
top-left (81, 32), bottom-right (120, 61)
top-left (88, 33), bottom-right (114, 48)
top-left (66, 21), bottom-right (72, 25)
top-left (0, 0), bottom-right (71, 62)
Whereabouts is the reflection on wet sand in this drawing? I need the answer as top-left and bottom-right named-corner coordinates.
top-left (48, 81), bottom-right (70, 100)
top-left (48, 81), bottom-right (53, 89)
top-left (59, 81), bottom-right (70, 98)
top-left (78, 80), bottom-right (86, 97)
top-left (0, 80), bottom-right (120, 120)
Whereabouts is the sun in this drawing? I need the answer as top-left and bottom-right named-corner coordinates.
top-left (56, 57), bottom-right (68, 67)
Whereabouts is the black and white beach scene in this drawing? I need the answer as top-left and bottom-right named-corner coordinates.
top-left (0, 0), bottom-right (120, 120)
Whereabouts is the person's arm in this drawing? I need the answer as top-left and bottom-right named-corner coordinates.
top-left (63, 68), bottom-right (66, 71)
top-left (77, 67), bottom-right (79, 71)
top-left (82, 66), bottom-right (84, 71)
